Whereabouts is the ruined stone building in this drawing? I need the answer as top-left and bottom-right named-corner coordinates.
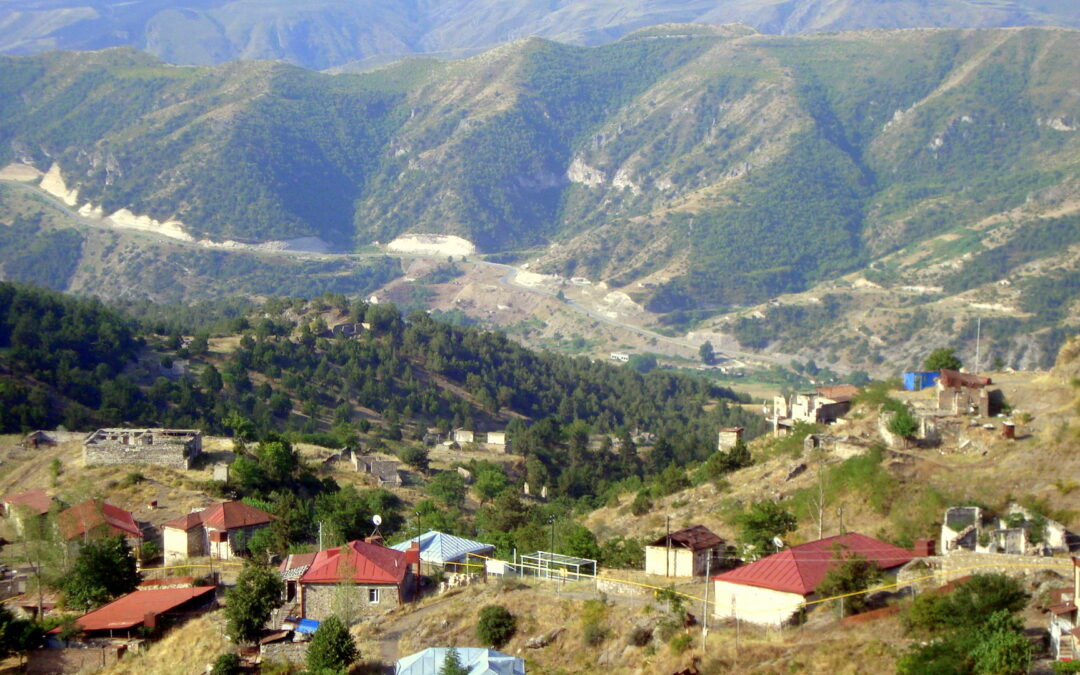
top-left (83, 429), bottom-right (202, 470)
top-left (770, 385), bottom-right (859, 435)
top-left (941, 504), bottom-right (1076, 556)
top-left (936, 370), bottom-right (992, 416)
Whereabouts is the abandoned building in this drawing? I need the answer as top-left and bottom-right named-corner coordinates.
top-left (717, 427), bottom-right (744, 451)
top-left (936, 370), bottom-right (993, 416)
top-left (940, 505), bottom-right (1076, 556)
top-left (1049, 558), bottom-right (1080, 661)
top-left (769, 384), bottom-right (859, 435)
top-left (352, 453), bottom-right (404, 487)
top-left (645, 525), bottom-right (724, 578)
top-left (83, 429), bottom-right (202, 470)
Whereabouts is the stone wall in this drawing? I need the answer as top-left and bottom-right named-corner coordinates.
top-left (898, 552), bottom-right (1070, 591)
top-left (300, 581), bottom-right (403, 621)
top-left (84, 429), bottom-right (200, 470)
top-left (27, 646), bottom-right (126, 673)
top-left (261, 641), bottom-right (308, 666)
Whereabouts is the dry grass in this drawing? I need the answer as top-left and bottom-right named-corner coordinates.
top-left (99, 612), bottom-right (233, 675)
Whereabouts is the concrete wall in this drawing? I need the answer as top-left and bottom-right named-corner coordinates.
top-left (712, 581), bottom-right (804, 628)
top-left (163, 526), bottom-right (203, 564)
top-left (84, 441), bottom-right (196, 470)
top-left (27, 646), bottom-right (126, 673)
top-left (644, 547), bottom-right (701, 578)
top-left (299, 581), bottom-right (403, 621)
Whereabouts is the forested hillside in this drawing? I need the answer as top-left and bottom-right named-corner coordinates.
top-left (0, 282), bottom-right (759, 505)
top-left (1, 27), bottom-right (1076, 321)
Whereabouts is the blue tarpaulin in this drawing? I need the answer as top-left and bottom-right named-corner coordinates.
top-left (903, 371), bottom-right (939, 391)
top-left (296, 619), bottom-right (320, 634)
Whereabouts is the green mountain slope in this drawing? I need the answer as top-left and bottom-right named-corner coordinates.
top-left (1, 27), bottom-right (1078, 315)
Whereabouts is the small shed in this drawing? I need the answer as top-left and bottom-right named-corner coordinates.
top-left (645, 525), bottom-right (724, 578)
top-left (903, 371), bottom-right (940, 391)
top-left (390, 531), bottom-right (494, 574)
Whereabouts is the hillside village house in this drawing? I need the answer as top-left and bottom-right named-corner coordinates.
top-left (162, 501), bottom-right (274, 563)
top-left (57, 499), bottom-right (142, 550)
top-left (1049, 558), bottom-right (1080, 660)
top-left (84, 428), bottom-right (203, 470)
top-left (2, 488), bottom-right (55, 535)
top-left (281, 538), bottom-right (419, 621)
top-left (770, 385), bottom-right (859, 435)
top-left (941, 504), bottom-right (1076, 555)
top-left (712, 533), bottom-right (914, 627)
top-left (645, 525), bottom-right (724, 578)
top-left (936, 369), bottom-right (992, 416)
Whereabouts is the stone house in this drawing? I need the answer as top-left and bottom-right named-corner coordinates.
top-left (940, 504), bottom-right (1074, 556)
top-left (717, 427), bottom-right (744, 451)
top-left (645, 525), bottom-right (724, 578)
top-left (83, 428), bottom-right (202, 470)
top-left (162, 501), bottom-right (274, 563)
top-left (24, 431), bottom-right (56, 450)
top-left (936, 370), bottom-right (992, 416)
top-left (287, 539), bottom-right (420, 621)
top-left (770, 385), bottom-right (858, 435)
top-left (712, 532), bottom-right (913, 627)
top-left (353, 454), bottom-right (404, 487)
top-left (452, 429), bottom-right (475, 444)
top-left (1049, 558), bottom-right (1080, 660)
top-left (485, 431), bottom-right (507, 446)
top-left (2, 488), bottom-right (55, 535)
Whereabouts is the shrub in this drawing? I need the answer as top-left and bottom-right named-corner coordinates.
top-left (669, 633), bottom-right (693, 654)
top-left (307, 615), bottom-right (359, 673)
top-left (627, 625), bottom-right (652, 647)
top-left (121, 471), bottom-right (145, 487)
top-left (476, 605), bottom-right (516, 649)
top-left (210, 653), bottom-right (242, 675)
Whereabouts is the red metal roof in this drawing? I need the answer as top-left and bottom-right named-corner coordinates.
top-left (57, 499), bottom-right (141, 540)
top-left (70, 587), bottom-right (215, 632)
top-left (648, 525), bottom-right (724, 551)
top-left (161, 501), bottom-right (273, 531)
top-left (300, 540), bottom-right (411, 585)
top-left (937, 370), bottom-right (991, 389)
top-left (3, 488), bottom-right (53, 516)
top-left (816, 385), bottom-right (860, 403)
top-left (713, 533), bottom-right (914, 596)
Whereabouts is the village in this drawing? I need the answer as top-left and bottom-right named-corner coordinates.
top-left (0, 349), bottom-right (1078, 675)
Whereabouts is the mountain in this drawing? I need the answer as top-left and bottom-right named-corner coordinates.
top-left (0, 0), bottom-right (1078, 70)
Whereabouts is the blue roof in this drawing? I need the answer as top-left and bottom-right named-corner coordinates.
top-left (395, 647), bottom-right (525, 675)
top-left (390, 531), bottom-right (494, 564)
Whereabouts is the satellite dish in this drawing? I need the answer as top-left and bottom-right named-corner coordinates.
top-left (372, 514), bottom-right (383, 527)
top-left (772, 536), bottom-right (784, 550)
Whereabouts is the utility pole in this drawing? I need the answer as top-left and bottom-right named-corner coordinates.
top-left (701, 552), bottom-right (711, 651)
top-left (318, 521), bottom-right (323, 551)
top-left (665, 515), bottom-right (671, 578)
top-left (974, 317), bottom-right (982, 374)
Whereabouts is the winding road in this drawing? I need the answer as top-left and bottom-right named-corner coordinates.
top-left (1, 177), bottom-right (783, 366)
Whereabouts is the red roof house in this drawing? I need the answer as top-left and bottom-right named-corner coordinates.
top-left (2, 489), bottom-right (54, 518)
top-left (297, 539), bottom-right (420, 620)
top-left (66, 586), bottom-right (216, 636)
top-left (645, 525), bottom-right (725, 577)
top-left (57, 499), bottom-right (141, 542)
top-left (162, 501), bottom-right (274, 563)
top-left (712, 533), bottom-right (914, 627)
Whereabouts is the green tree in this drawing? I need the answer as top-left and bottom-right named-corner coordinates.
top-left (476, 605), bottom-right (516, 649)
top-left (735, 501), bottom-right (797, 559)
top-left (440, 646), bottom-right (469, 675)
top-left (970, 610), bottom-right (1031, 675)
top-left (210, 653), bottom-right (242, 675)
top-left (561, 524), bottom-right (601, 560)
top-left (200, 364), bottom-right (223, 393)
top-left (924, 347), bottom-right (962, 372)
top-left (887, 405), bottom-right (919, 442)
top-left (62, 536), bottom-right (140, 610)
top-left (399, 445), bottom-right (430, 473)
top-left (0, 604), bottom-right (44, 662)
top-left (814, 550), bottom-right (883, 616)
top-left (698, 341), bottom-right (715, 365)
top-left (307, 615), bottom-right (358, 673)
top-left (473, 468), bottom-right (509, 504)
top-left (224, 562), bottom-right (283, 644)
top-left (427, 471), bottom-right (467, 509)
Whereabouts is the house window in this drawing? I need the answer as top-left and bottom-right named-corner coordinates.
top-left (368, 588), bottom-right (379, 603)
